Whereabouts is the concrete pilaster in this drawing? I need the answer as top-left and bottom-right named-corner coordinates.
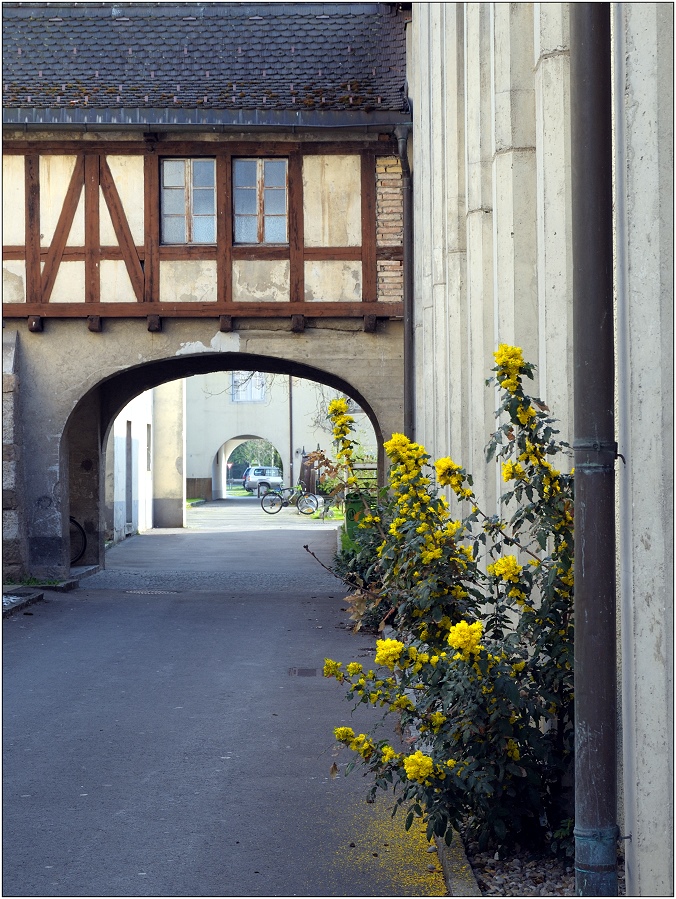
top-left (465, 2), bottom-right (498, 513)
top-left (152, 378), bottom-right (186, 528)
top-left (616, 4), bottom-right (674, 894)
top-left (410, 4), bottom-right (467, 477)
top-left (491, 3), bottom-right (538, 384)
top-left (534, 3), bottom-right (574, 447)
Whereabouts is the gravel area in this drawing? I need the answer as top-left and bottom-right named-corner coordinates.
top-left (463, 841), bottom-right (626, 896)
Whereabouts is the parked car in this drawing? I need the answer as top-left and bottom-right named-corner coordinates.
top-left (243, 466), bottom-right (283, 494)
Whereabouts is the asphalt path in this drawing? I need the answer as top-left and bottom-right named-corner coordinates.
top-left (3, 500), bottom-right (446, 898)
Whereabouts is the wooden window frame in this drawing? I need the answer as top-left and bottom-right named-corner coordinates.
top-left (233, 157), bottom-right (289, 246)
top-left (160, 157), bottom-right (217, 245)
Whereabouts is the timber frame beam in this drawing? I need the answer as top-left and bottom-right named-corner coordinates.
top-left (3, 139), bottom-right (404, 322)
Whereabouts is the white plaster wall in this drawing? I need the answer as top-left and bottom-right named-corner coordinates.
top-left (39, 155), bottom-right (85, 247)
top-left (304, 260), bottom-right (362, 302)
top-left (105, 390), bottom-right (154, 543)
top-left (232, 259), bottom-right (290, 302)
top-left (302, 155), bottom-right (362, 247)
top-left (2, 261), bottom-right (26, 304)
top-left (49, 260), bottom-right (85, 303)
top-left (100, 260), bottom-right (137, 303)
top-left (100, 155), bottom-right (145, 245)
top-left (159, 260), bottom-right (218, 303)
top-left (2, 155), bottom-right (25, 245)
top-left (185, 373), bottom-right (377, 498)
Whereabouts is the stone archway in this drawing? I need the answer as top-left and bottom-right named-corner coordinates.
top-left (6, 318), bottom-right (403, 578)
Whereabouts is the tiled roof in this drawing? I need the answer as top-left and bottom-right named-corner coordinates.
top-left (2, 2), bottom-right (409, 127)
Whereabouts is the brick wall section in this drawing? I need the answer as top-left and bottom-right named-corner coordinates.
top-left (376, 155), bottom-right (404, 303)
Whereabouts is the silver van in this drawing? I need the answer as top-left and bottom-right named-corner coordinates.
top-left (243, 466), bottom-right (283, 494)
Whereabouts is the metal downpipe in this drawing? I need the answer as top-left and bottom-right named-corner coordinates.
top-left (570, 4), bottom-right (619, 895)
top-left (395, 121), bottom-right (414, 440)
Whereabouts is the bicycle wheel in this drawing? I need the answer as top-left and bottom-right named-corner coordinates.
top-left (297, 493), bottom-right (319, 515)
top-left (69, 516), bottom-right (87, 564)
top-left (261, 492), bottom-right (283, 514)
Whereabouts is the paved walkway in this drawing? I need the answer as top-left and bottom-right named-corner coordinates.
top-left (3, 500), bottom-right (447, 897)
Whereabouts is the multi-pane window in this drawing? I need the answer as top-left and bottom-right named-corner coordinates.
top-left (161, 159), bottom-right (216, 244)
top-left (231, 371), bottom-right (267, 403)
top-left (233, 158), bottom-right (288, 244)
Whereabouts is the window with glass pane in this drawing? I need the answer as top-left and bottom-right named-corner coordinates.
top-left (232, 370), bottom-right (266, 403)
top-left (233, 158), bottom-right (287, 244)
top-left (161, 159), bottom-right (216, 244)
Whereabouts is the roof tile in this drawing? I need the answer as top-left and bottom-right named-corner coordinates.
top-left (3, 2), bottom-right (407, 117)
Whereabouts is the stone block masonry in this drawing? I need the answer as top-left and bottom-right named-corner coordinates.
top-left (2, 331), bottom-right (27, 578)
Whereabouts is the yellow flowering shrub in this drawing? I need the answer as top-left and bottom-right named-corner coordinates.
top-left (322, 347), bottom-right (575, 855)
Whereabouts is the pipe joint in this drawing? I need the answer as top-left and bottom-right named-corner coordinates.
top-left (574, 824), bottom-right (620, 895)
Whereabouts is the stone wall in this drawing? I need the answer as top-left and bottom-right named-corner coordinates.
top-left (2, 331), bottom-right (27, 580)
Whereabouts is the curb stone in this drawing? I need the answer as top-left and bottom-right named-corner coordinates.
top-left (436, 830), bottom-right (482, 896)
top-left (2, 587), bottom-right (45, 617)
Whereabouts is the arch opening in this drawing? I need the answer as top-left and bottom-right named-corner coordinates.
top-left (61, 350), bottom-right (388, 577)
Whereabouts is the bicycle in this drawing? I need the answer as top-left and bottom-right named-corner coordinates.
top-left (260, 484), bottom-right (319, 516)
top-left (69, 516), bottom-right (87, 564)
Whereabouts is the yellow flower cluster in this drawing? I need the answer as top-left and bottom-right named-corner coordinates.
top-left (381, 745), bottom-right (400, 764)
top-left (323, 658), bottom-right (343, 680)
top-left (429, 711), bottom-right (447, 732)
top-left (327, 397), bottom-right (356, 465)
top-left (374, 638), bottom-right (406, 670)
top-left (333, 726), bottom-right (375, 758)
top-left (502, 460), bottom-right (525, 482)
top-left (328, 397), bottom-right (350, 416)
top-left (383, 434), bottom-right (449, 551)
top-left (349, 732), bottom-right (375, 759)
top-left (435, 457), bottom-right (473, 500)
top-left (506, 739), bottom-right (520, 761)
top-left (403, 750), bottom-right (435, 783)
top-left (487, 555), bottom-right (523, 583)
top-left (447, 620), bottom-right (484, 660)
top-left (494, 344), bottom-right (525, 394)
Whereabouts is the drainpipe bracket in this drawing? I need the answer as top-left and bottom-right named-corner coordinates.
top-left (573, 439), bottom-right (622, 470)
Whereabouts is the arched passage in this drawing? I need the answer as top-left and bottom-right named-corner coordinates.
top-left (9, 318), bottom-right (402, 578)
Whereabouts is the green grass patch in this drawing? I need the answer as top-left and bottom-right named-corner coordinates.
top-left (4, 576), bottom-right (62, 586)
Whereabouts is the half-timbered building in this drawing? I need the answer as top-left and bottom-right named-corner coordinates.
top-left (2, 1), bottom-right (411, 575)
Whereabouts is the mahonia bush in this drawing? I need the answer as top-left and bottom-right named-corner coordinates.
top-left (321, 346), bottom-right (575, 854)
